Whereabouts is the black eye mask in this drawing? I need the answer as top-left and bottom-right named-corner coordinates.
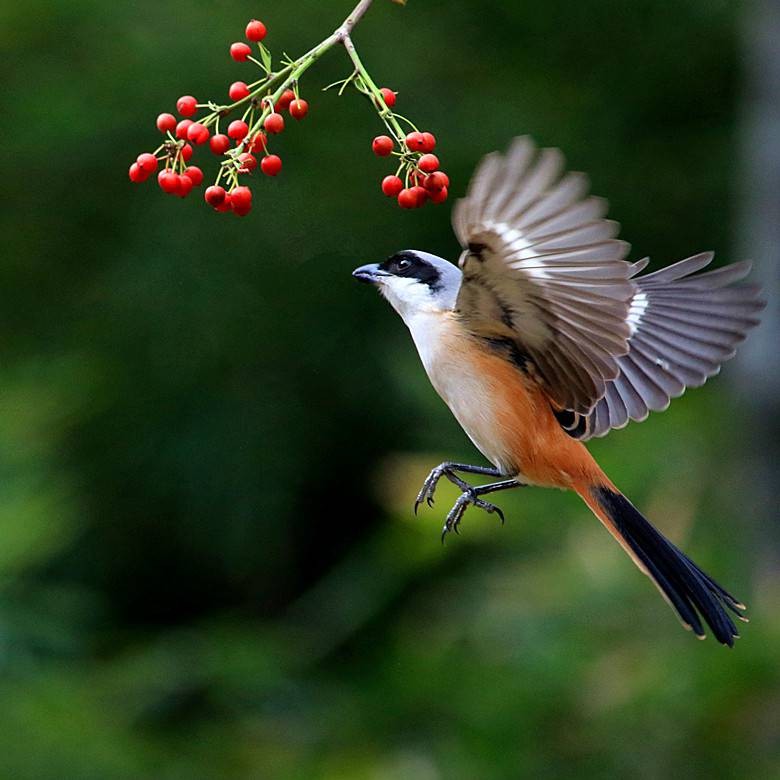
top-left (381, 251), bottom-right (442, 290)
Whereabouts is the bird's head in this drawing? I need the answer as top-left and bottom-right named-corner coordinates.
top-left (352, 250), bottom-right (462, 320)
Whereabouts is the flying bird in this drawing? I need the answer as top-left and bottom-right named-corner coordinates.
top-left (353, 137), bottom-right (764, 646)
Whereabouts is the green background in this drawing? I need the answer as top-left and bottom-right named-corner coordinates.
top-left (2, 0), bottom-right (778, 777)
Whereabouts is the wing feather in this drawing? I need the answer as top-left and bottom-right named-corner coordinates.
top-left (507, 240), bottom-right (630, 267)
top-left (452, 138), bottom-right (763, 425)
top-left (483, 137), bottom-right (538, 220)
top-left (499, 148), bottom-right (566, 223)
top-left (524, 220), bottom-right (620, 252)
top-left (583, 253), bottom-right (765, 439)
top-left (454, 138), bottom-right (635, 413)
top-left (513, 172), bottom-right (591, 229)
top-left (523, 197), bottom-right (609, 239)
top-left (604, 381), bottom-right (630, 427)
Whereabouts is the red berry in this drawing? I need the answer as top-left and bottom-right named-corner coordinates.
top-left (424, 171), bottom-right (449, 191)
top-left (176, 119), bottom-right (193, 139)
top-left (178, 174), bottom-right (194, 198)
top-left (230, 42), bottom-right (252, 62)
top-left (238, 152), bottom-right (257, 173)
top-left (180, 143), bottom-right (193, 162)
top-left (158, 171), bottom-right (180, 194)
top-left (229, 81), bottom-right (250, 101)
top-left (231, 186), bottom-right (252, 216)
top-left (397, 188), bottom-right (417, 209)
top-left (156, 113), bottom-right (177, 133)
top-left (405, 131), bottom-right (425, 151)
top-left (136, 153), bottom-right (158, 173)
top-left (247, 131), bottom-right (267, 153)
top-left (429, 186), bottom-right (448, 204)
top-left (264, 113), bottom-right (284, 134)
top-left (276, 89), bottom-right (295, 112)
top-left (418, 154), bottom-right (439, 173)
top-left (205, 185), bottom-right (226, 206)
top-left (261, 154), bottom-right (282, 176)
top-left (421, 132), bottom-right (437, 152)
top-left (210, 134), bottom-right (231, 155)
top-left (230, 186), bottom-right (252, 210)
top-left (372, 135), bottom-right (394, 157)
top-left (411, 185), bottom-right (428, 207)
top-left (227, 120), bottom-right (249, 140)
top-left (379, 87), bottom-right (397, 107)
top-left (215, 193), bottom-right (232, 213)
top-left (176, 95), bottom-right (197, 117)
top-left (289, 99), bottom-right (309, 120)
top-left (183, 165), bottom-right (203, 186)
top-left (381, 175), bottom-right (403, 197)
top-left (187, 122), bottom-right (210, 145)
top-left (128, 162), bottom-right (148, 183)
top-left (245, 19), bottom-right (267, 42)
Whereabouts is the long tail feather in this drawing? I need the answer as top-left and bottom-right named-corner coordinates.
top-left (578, 484), bottom-right (746, 646)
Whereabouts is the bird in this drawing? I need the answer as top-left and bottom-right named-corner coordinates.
top-left (352, 136), bottom-right (765, 647)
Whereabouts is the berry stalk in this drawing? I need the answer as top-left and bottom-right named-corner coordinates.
top-left (341, 34), bottom-right (405, 141)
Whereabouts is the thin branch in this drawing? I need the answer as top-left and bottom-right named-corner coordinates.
top-left (339, 0), bottom-right (376, 37)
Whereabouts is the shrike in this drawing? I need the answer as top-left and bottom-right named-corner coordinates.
top-left (353, 137), bottom-right (764, 646)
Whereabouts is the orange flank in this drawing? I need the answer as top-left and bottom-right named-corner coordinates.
top-left (466, 339), bottom-right (611, 491)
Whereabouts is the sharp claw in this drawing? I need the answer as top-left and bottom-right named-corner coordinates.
top-left (414, 467), bottom-right (448, 518)
top-left (422, 465), bottom-right (514, 540)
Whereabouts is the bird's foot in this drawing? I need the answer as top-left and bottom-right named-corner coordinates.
top-left (414, 463), bottom-right (470, 515)
top-left (414, 461), bottom-right (503, 515)
top-left (441, 488), bottom-right (505, 542)
top-left (413, 462), bottom-right (520, 541)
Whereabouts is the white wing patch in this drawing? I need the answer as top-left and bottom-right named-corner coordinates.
top-left (627, 291), bottom-right (649, 336)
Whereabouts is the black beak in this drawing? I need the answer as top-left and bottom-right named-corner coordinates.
top-left (352, 263), bottom-right (386, 284)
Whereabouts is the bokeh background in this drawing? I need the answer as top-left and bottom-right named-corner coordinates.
top-left (2, 0), bottom-right (779, 777)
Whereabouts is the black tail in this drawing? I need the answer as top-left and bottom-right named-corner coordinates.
top-left (590, 486), bottom-right (747, 646)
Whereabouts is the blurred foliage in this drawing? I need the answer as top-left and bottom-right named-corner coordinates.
top-left (1, 0), bottom-right (778, 777)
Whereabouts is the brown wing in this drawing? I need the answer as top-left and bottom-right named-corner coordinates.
top-left (452, 137), bottom-right (635, 414)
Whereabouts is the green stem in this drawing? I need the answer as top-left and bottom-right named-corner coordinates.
top-left (218, 1), bottom-right (400, 172)
top-left (341, 34), bottom-right (406, 140)
top-left (236, 0), bottom-right (378, 125)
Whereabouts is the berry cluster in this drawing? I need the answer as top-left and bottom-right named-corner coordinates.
top-left (130, 7), bottom-right (448, 217)
top-left (129, 18), bottom-right (308, 217)
top-left (372, 127), bottom-right (449, 209)
top-left (324, 69), bottom-right (449, 210)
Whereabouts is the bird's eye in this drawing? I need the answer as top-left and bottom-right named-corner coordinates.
top-left (395, 258), bottom-right (412, 272)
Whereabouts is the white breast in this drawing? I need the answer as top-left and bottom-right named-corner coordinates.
top-left (404, 311), bottom-right (519, 475)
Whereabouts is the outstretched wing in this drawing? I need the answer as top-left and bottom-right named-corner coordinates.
top-left (582, 253), bottom-right (765, 439)
top-left (452, 137), bottom-right (636, 414)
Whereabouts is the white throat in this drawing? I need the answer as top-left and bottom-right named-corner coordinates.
top-left (379, 277), bottom-right (450, 324)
